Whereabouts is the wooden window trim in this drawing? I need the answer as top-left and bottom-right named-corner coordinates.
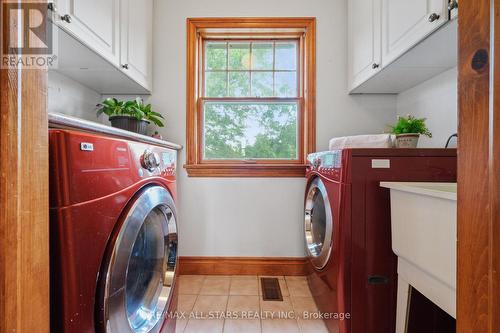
top-left (186, 17), bottom-right (316, 177)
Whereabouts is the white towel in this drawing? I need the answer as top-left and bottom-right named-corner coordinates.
top-left (329, 134), bottom-right (393, 150)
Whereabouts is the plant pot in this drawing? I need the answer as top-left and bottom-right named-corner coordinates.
top-left (109, 116), bottom-right (149, 135)
top-left (395, 133), bottom-right (420, 148)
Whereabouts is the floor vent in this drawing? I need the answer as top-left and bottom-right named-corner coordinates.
top-left (261, 277), bottom-right (283, 301)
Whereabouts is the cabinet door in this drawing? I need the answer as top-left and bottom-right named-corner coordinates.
top-left (56, 0), bottom-right (120, 66)
top-left (348, 0), bottom-right (382, 91)
top-left (120, 0), bottom-right (153, 91)
top-left (382, 0), bottom-right (448, 66)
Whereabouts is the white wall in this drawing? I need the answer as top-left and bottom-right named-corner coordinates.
top-left (48, 71), bottom-right (102, 121)
top-left (396, 67), bottom-right (458, 148)
top-left (152, 0), bottom-right (397, 257)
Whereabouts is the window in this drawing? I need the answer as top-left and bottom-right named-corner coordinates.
top-left (203, 41), bottom-right (299, 160)
top-left (186, 18), bottom-right (316, 177)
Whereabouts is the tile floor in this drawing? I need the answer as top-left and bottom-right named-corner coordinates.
top-left (175, 275), bottom-right (329, 333)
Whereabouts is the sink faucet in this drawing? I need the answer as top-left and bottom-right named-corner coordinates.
top-left (445, 133), bottom-right (458, 148)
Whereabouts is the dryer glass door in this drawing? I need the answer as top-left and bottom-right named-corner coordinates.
top-left (304, 177), bottom-right (333, 269)
top-left (102, 186), bottom-right (178, 333)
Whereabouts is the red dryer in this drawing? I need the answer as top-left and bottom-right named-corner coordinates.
top-left (304, 149), bottom-right (457, 333)
top-left (49, 129), bottom-right (180, 333)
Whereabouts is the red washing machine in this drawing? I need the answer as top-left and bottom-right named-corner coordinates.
top-left (304, 149), bottom-right (457, 333)
top-left (49, 128), bottom-right (180, 333)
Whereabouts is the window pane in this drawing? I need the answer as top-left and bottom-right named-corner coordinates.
top-left (275, 72), bottom-right (297, 97)
top-left (251, 72), bottom-right (273, 97)
top-left (203, 102), bottom-right (298, 160)
top-left (275, 42), bottom-right (297, 70)
top-left (205, 72), bottom-right (227, 97)
top-left (228, 72), bottom-right (250, 97)
top-left (252, 43), bottom-right (273, 70)
top-left (228, 43), bottom-right (251, 70)
top-left (206, 42), bottom-right (227, 70)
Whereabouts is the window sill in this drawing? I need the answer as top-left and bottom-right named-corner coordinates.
top-left (184, 164), bottom-right (307, 177)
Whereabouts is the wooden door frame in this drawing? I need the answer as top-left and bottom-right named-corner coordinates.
top-left (493, 3), bottom-right (500, 330)
top-left (0, 0), bottom-right (50, 332)
top-left (458, 0), bottom-right (500, 332)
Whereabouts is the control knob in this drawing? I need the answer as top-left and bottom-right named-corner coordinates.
top-left (141, 150), bottom-right (160, 171)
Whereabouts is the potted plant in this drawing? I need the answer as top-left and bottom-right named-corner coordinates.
top-left (388, 115), bottom-right (432, 148)
top-left (96, 97), bottom-right (165, 135)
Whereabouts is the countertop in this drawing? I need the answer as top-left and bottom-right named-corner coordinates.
top-left (380, 182), bottom-right (457, 201)
top-left (48, 112), bottom-right (183, 150)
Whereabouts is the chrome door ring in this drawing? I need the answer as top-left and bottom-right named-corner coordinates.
top-left (101, 186), bottom-right (178, 333)
top-left (304, 177), bottom-right (333, 270)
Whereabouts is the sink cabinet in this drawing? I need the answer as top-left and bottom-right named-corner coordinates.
top-left (380, 182), bottom-right (457, 333)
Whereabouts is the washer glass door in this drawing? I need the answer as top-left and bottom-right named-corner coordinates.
top-left (102, 186), bottom-right (177, 333)
top-left (304, 177), bottom-right (333, 269)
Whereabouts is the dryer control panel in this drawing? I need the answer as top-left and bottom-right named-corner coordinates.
top-left (306, 151), bottom-right (343, 181)
top-left (307, 151), bottom-right (342, 169)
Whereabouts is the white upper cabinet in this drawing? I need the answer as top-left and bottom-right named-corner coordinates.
top-left (348, 0), bottom-right (456, 93)
top-left (49, 0), bottom-right (153, 93)
top-left (348, 0), bottom-right (382, 91)
top-left (381, 0), bottom-right (448, 66)
top-left (55, 0), bottom-right (120, 66)
top-left (120, 0), bottom-right (153, 91)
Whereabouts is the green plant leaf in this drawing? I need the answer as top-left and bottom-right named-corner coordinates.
top-left (150, 111), bottom-right (165, 119)
top-left (387, 115), bottom-right (432, 138)
top-left (102, 101), bottom-right (112, 108)
top-left (133, 107), bottom-right (145, 120)
top-left (96, 97), bottom-right (166, 130)
top-left (148, 115), bottom-right (165, 127)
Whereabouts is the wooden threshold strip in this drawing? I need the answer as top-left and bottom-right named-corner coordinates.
top-left (184, 164), bottom-right (306, 177)
top-left (178, 256), bottom-right (310, 276)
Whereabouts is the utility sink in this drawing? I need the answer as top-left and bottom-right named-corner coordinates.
top-left (380, 182), bottom-right (457, 327)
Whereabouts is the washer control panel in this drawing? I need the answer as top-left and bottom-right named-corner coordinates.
top-left (130, 143), bottom-right (177, 178)
top-left (160, 151), bottom-right (176, 177)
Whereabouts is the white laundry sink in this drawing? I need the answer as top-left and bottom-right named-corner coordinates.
top-left (380, 182), bottom-right (457, 320)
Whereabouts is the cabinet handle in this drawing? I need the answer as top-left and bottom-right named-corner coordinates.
top-left (428, 13), bottom-right (440, 22)
top-left (448, 0), bottom-right (458, 11)
top-left (48, 2), bottom-right (57, 12)
top-left (372, 63), bottom-right (380, 69)
top-left (60, 14), bottom-right (72, 23)
top-left (121, 64), bottom-right (129, 70)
